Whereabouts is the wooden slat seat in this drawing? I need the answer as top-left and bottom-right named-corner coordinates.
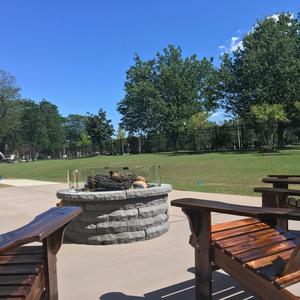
top-left (0, 246), bottom-right (44, 300)
top-left (0, 207), bottom-right (82, 300)
top-left (211, 218), bottom-right (300, 287)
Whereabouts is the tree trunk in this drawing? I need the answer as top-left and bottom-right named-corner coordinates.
top-left (277, 122), bottom-right (284, 147)
top-left (138, 136), bottom-right (142, 154)
top-left (98, 142), bottom-right (103, 154)
top-left (119, 138), bottom-right (123, 155)
top-left (171, 130), bottom-right (179, 152)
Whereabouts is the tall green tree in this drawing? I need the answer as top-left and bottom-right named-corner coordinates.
top-left (85, 109), bottom-right (114, 153)
top-left (117, 55), bottom-right (161, 134)
top-left (294, 101), bottom-right (300, 124)
top-left (187, 112), bottom-right (211, 150)
top-left (219, 13), bottom-right (300, 120)
top-left (20, 100), bottom-right (47, 158)
top-left (156, 46), bottom-right (218, 149)
top-left (116, 126), bottom-right (126, 154)
top-left (250, 103), bottom-right (288, 150)
top-left (0, 100), bottom-right (23, 153)
top-left (118, 45), bottom-right (218, 150)
top-left (20, 99), bottom-right (64, 158)
top-left (39, 99), bottom-right (65, 154)
top-left (64, 114), bottom-right (88, 148)
top-left (0, 70), bottom-right (20, 120)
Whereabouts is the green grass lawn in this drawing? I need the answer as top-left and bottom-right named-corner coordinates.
top-left (0, 150), bottom-right (300, 195)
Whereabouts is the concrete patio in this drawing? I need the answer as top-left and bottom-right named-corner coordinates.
top-left (1, 181), bottom-right (300, 299)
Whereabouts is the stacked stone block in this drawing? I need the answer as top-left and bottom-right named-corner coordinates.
top-left (57, 184), bottom-right (172, 245)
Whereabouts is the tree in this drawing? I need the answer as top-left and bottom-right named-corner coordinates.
top-left (20, 100), bottom-right (47, 158)
top-left (0, 70), bottom-right (20, 120)
top-left (85, 109), bottom-right (114, 153)
top-left (80, 132), bottom-right (91, 147)
top-left (156, 46), bottom-right (218, 150)
top-left (64, 114), bottom-right (89, 148)
top-left (0, 100), bottom-right (23, 153)
top-left (117, 55), bottom-right (161, 135)
top-left (116, 126), bottom-right (126, 154)
top-left (250, 103), bottom-right (288, 150)
top-left (118, 45), bottom-right (218, 150)
top-left (219, 13), bottom-right (300, 121)
top-left (187, 112), bottom-right (210, 150)
top-left (294, 101), bottom-right (300, 123)
top-left (19, 99), bottom-right (64, 158)
top-left (39, 100), bottom-right (64, 155)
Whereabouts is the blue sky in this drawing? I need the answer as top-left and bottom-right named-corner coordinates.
top-left (0, 1), bottom-right (298, 128)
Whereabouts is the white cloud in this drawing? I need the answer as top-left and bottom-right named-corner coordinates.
top-left (219, 12), bottom-right (295, 55)
top-left (219, 36), bottom-right (243, 54)
top-left (268, 14), bottom-right (280, 22)
top-left (267, 13), bottom-right (294, 27)
top-left (230, 36), bottom-right (244, 52)
top-left (267, 12), bottom-right (294, 23)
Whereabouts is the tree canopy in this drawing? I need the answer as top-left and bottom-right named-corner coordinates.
top-left (20, 99), bottom-right (64, 157)
top-left (0, 70), bottom-right (20, 120)
top-left (219, 13), bottom-right (300, 119)
top-left (250, 103), bottom-right (288, 149)
top-left (118, 45), bottom-right (218, 148)
top-left (64, 114), bottom-right (90, 148)
top-left (85, 109), bottom-right (114, 152)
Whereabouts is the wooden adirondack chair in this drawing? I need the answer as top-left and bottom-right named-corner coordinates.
top-left (0, 206), bottom-right (82, 300)
top-left (171, 198), bottom-right (300, 300)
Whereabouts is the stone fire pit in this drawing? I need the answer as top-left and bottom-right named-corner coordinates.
top-left (57, 184), bottom-right (172, 245)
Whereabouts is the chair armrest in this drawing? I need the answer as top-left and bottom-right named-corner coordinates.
top-left (0, 206), bottom-right (82, 254)
top-left (171, 198), bottom-right (300, 220)
top-left (263, 177), bottom-right (300, 184)
top-left (254, 187), bottom-right (300, 197)
top-left (268, 175), bottom-right (300, 178)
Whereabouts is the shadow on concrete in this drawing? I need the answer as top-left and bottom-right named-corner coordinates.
top-left (100, 271), bottom-right (256, 299)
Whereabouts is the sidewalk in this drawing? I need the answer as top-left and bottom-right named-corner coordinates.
top-left (0, 178), bottom-right (59, 186)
